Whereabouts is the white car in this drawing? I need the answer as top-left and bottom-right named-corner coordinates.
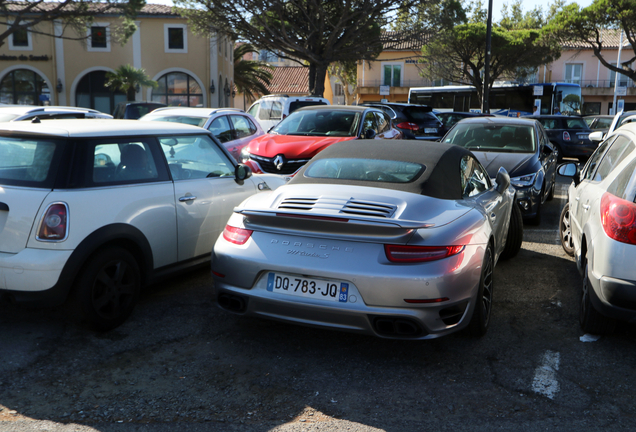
top-left (559, 122), bottom-right (636, 334)
top-left (0, 105), bottom-right (113, 121)
top-left (0, 120), bottom-right (284, 330)
top-left (247, 94), bottom-right (330, 132)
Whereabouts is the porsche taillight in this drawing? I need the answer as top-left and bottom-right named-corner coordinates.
top-left (384, 245), bottom-right (465, 263)
top-left (223, 225), bottom-right (253, 245)
top-left (600, 192), bottom-right (636, 245)
top-left (37, 203), bottom-right (68, 241)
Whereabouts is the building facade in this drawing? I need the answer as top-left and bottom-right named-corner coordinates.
top-left (0, 4), bottom-right (234, 114)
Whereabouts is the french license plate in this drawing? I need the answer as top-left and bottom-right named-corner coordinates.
top-left (267, 272), bottom-right (349, 303)
top-left (424, 128), bottom-right (438, 134)
top-left (577, 134), bottom-right (589, 140)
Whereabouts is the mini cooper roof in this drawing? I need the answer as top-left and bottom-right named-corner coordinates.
top-left (291, 139), bottom-right (474, 200)
top-left (0, 119), bottom-right (210, 138)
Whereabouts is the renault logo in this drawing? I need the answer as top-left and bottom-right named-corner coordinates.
top-left (274, 154), bottom-right (285, 171)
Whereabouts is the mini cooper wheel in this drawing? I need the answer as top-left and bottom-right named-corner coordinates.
top-left (468, 246), bottom-right (493, 337)
top-left (580, 263), bottom-right (616, 335)
top-left (75, 247), bottom-right (141, 331)
top-left (559, 203), bottom-right (575, 257)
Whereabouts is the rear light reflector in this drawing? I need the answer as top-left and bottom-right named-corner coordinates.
top-left (563, 131), bottom-right (571, 141)
top-left (37, 203), bottom-right (68, 241)
top-left (600, 192), bottom-right (636, 245)
top-left (404, 297), bottom-right (450, 304)
top-left (396, 122), bottom-right (419, 131)
top-left (223, 225), bottom-right (253, 245)
top-left (384, 245), bottom-right (465, 263)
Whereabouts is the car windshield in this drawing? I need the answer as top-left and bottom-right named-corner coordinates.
top-left (304, 158), bottom-right (424, 183)
top-left (0, 136), bottom-right (61, 187)
top-left (0, 113), bottom-right (19, 122)
top-left (143, 115), bottom-right (207, 128)
top-left (444, 123), bottom-right (536, 153)
top-left (271, 110), bottom-right (361, 137)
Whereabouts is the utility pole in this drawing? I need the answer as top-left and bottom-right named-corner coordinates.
top-left (482, 0), bottom-right (493, 114)
top-left (612, 30), bottom-right (624, 115)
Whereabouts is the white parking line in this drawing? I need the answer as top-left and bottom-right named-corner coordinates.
top-left (532, 350), bottom-right (560, 399)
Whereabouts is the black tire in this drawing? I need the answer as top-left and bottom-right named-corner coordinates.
top-left (500, 202), bottom-right (523, 260)
top-left (546, 177), bottom-right (556, 201)
top-left (554, 144), bottom-right (564, 163)
top-left (527, 189), bottom-right (543, 226)
top-left (468, 246), bottom-right (494, 337)
top-left (559, 203), bottom-right (575, 257)
top-left (580, 263), bottom-right (616, 335)
top-left (74, 247), bottom-right (141, 331)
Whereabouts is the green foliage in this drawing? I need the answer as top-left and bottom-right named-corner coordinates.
top-left (391, 0), bottom-right (466, 32)
top-left (105, 64), bottom-right (157, 101)
top-left (328, 61), bottom-right (357, 104)
top-left (233, 43), bottom-right (274, 101)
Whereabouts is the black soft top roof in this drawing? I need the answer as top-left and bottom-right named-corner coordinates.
top-left (290, 139), bottom-right (473, 200)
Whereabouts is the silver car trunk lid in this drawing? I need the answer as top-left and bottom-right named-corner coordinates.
top-left (236, 184), bottom-right (471, 243)
top-left (0, 187), bottom-right (50, 253)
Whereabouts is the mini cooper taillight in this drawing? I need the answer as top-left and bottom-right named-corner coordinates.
top-left (223, 225), bottom-right (253, 245)
top-left (601, 192), bottom-right (636, 245)
top-left (37, 203), bottom-right (69, 241)
top-left (563, 131), bottom-right (571, 141)
top-left (384, 245), bottom-right (465, 263)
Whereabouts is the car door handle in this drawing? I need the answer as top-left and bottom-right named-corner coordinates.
top-left (179, 195), bottom-right (197, 202)
top-left (576, 197), bottom-right (580, 201)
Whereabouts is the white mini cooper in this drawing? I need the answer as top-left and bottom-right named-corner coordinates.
top-left (0, 120), bottom-right (283, 330)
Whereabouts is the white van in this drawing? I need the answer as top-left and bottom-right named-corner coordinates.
top-left (247, 94), bottom-right (330, 131)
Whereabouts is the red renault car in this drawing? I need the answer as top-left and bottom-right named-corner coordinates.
top-left (241, 105), bottom-right (403, 175)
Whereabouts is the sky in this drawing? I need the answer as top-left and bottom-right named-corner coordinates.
top-left (146, 0), bottom-right (595, 24)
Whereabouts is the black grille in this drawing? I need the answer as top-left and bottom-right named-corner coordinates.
top-left (250, 154), bottom-right (309, 175)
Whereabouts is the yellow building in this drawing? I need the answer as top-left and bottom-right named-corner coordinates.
top-left (0, 4), bottom-right (234, 114)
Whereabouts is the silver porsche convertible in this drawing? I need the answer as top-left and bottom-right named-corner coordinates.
top-left (211, 140), bottom-right (523, 339)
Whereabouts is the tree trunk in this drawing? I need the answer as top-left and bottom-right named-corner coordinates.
top-left (308, 64), bottom-right (316, 96)
top-left (311, 62), bottom-right (328, 97)
top-left (127, 87), bottom-right (136, 101)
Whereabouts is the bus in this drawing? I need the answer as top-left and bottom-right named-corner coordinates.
top-left (408, 83), bottom-right (582, 116)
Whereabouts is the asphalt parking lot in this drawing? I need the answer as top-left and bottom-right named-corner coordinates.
top-left (1, 175), bottom-right (636, 432)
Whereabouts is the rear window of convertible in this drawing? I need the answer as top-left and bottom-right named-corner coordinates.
top-left (304, 158), bottom-right (424, 183)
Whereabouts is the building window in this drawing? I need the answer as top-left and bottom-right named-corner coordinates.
top-left (334, 83), bottom-right (344, 96)
top-left (164, 24), bottom-right (188, 53)
top-left (152, 72), bottom-right (202, 107)
top-left (564, 63), bottom-right (582, 85)
top-left (609, 63), bottom-right (630, 87)
top-left (0, 69), bottom-right (49, 105)
top-left (382, 63), bottom-right (402, 87)
top-left (86, 23), bottom-right (110, 52)
top-left (8, 22), bottom-right (32, 50)
top-left (76, 70), bottom-right (126, 114)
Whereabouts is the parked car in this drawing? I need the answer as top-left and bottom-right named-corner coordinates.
top-left (0, 105), bottom-right (112, 121)
top-left (558, 122), bottom-right (636, 334)
top-left (140, 107), bottom-right (264, 161)
top-left (212, 140), bottom-right (522, 339)
top-left (523, 115), bottom-right (595, 162)
top-left (247, 94), bottom-right (330, 131)
top-left (441, 116), bottom-right (558, 224)
top-left (435, 111), bottom-right (493, 136)
top-left (0, 120), bottom-right (285, 331)
top-left (361, 102), bottom-right (443, 140)
top-left (113, 101), bottom-right (166, 119)
top-left (241, 105), bottom-right (403, 176)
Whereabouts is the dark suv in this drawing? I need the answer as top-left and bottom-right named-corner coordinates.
top-left (113, 101), bottom-right (166, 119)
top-left (523, 115), bottom-right (595, 161)
top-left (361, 102), bottom-right (442, 140)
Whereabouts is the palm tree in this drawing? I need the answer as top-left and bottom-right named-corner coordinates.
top-left (234, 43), bottom-right (274, 102)
top-left (105, 64), bottom-right (158, 101)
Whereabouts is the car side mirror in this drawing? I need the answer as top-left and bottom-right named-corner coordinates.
top-left (363, 129), bottom-right (376, 139)
top-left (557, 162), bottom-right (578, 178)
top-left (495, 167), bottom-right (510, 194)
top-left (589, 131), bottom-right (604, 142)
top-left (235, 163), bottom-right (252, 184)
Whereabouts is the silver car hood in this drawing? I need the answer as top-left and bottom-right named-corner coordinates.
top-left (234, 184), bottom-right (472, 242)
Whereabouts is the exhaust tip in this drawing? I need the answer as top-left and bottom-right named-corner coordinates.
top-left (217, 293), bottom-right (247, 313)
top-left (371, 316), bottom-right (424, 337)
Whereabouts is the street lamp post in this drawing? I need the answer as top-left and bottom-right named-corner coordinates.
top-left (482, 0), bottom-right (493, 114)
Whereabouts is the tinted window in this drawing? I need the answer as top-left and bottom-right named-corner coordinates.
top-left (230, 115), bottom-right (257, 138)
top-left (538, 119), bottom-right (558, 129)
top-left (402, 107), bottom-right (437, 122)
top-left (444, 123), bottom-right (536, 153)
top-left (93, 140), bottom-right (159, 184)
top-left (461, 155), bottom-right (490, 197)
top-left (305, 158), bottom-right (424, 183)
top-left (288, 101), bottom-right (328, 114)
top-left (0, 137), bottom-right (61, 187)
top-left (565, 118), bottom-right (588, 129)
top-left (362, 112), bottom-right (377, 133)
top-left (159, 135), bottom-right (234, 180)
top-left (208, 116), bottom-right (233, 143)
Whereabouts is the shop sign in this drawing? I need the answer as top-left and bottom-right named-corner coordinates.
top-left (0, 54), bottom-right (49, 61)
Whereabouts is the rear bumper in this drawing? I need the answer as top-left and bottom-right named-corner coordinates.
top-left (588, 273), bottom-right (636, 323)
top-left (0, 248), bottom-right (73, 306)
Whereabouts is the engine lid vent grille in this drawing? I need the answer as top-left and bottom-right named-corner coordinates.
top-left (340, 199), bottom-right (397, 218)
top-left (278, 197), bottom-right (318, 211)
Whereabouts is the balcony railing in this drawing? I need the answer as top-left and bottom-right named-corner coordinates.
top-left (577, 79), bottom-right (635, 88)
top-left (357, 78), bottom-right (636, 89)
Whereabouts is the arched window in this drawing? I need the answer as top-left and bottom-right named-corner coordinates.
top-left (0, 69), bottom-right (50, 105)
top-left (152, 72), bottom-right (202, 107)
top-left (76, 70), bottom-right (126, 114)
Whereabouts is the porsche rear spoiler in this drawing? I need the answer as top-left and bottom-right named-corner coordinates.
top-left (236, 209), bottom-right (435, 243)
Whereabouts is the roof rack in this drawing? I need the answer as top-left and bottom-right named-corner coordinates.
top-left (262, 94), bottom-right (290, 98)
top-left (208, 108), bottom-right (245, 114)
